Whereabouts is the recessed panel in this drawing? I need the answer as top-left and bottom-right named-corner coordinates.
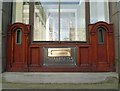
top-left (43, 47), bottom-right (76, 66)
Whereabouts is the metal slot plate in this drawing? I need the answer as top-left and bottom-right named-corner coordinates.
top-left (48, 48), bottom-right (71, 57)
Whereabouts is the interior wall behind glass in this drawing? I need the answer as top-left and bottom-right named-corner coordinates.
top-left (77, 2), bottom-right (86, 41)
top-left (90, 0), bottom-right (109, 23)
top-left (33, 1), bottom-right (58, 41)
top-left (33, 1), bottom-right (86, 41)
top-left (60, 2), bottom-right (86, 41)
top-left (12, 2), bottom-right (29, 24)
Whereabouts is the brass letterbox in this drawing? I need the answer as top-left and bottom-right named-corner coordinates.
top-left (48, 48), bottom-right (71, 57)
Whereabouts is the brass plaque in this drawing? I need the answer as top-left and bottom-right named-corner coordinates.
top-left (48, 48), bottom-right (71, 57)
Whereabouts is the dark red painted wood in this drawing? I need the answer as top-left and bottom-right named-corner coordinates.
top-left (89, 21), bottom-right (115, 71)
top-left (7, 22), bottom-right (115, 72)
top-left (79, 47), bottom-right (89, 66)
top-left (7, 23), bottom-right (30, 71)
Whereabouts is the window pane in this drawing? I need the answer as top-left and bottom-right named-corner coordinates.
top-left (16, 29), bottom-right (22, 44)
top-left (33, 1), bottom-right (86, 41)
top-left (98, 28), bottom-right (104, 43)
top-left (33, 1), bottom-right (59, 41)
top-left (12, 2), bottom-right (29, 24)
top-left (90, 0), bottom-right (109, 23)
top-left (60, 1), bottom-right (86, 41)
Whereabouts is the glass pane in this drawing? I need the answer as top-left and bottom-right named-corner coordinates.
top-left (33, 0), bottom-right (86, 41)
top-left (60, 1), bottom-right (86, 41)
top-left (33, 1), bottom-right (59, 41)
top-left (90, 0), bottom-right (109, 23)
top-left (16, 29), bottom-right (22, 44)
top-left (98, 28), bottom-right (104, 43)
top-left (12, 2), bottom-right (29, 24)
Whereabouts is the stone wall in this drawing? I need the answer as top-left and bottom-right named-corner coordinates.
top-left (1, 2), bottom-right (12, 72)
top-left (118, 2), bottom-right (120, 80)
top-left (110, 2), bottom-right (120, 73)
top-left (0, 1), bottom-right (2, 73)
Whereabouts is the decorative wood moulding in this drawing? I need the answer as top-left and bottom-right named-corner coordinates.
top-left (6, 22), bottom-right (115, 72)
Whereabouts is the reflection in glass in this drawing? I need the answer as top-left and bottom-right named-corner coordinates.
top-left (60, 1), bottom-right (86, 41)
top-left (33, 1), bottom-right (59, 41)
top-left (33, 1), bottom-right (86, 41)
top-left (90, 0), bottom-right (109, 23)
top-left (12, 2), bottom-right (29, 24)
top-left (16, 29), bottom-right (22, 44)
top-left (98, 28), bottom-right (104, 43)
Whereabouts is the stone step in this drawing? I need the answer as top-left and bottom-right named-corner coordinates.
top-left (2, 72), bottom-right (118, 83)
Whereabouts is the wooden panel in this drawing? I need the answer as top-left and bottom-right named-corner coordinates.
top-left (7, 23), bottom-right (30, 71)
top-left (13, 32), bottom-right (25, 63)
top-left (97, 45), bottom-right (107, 63)
top-left (107, 26), bottom-right (115, 71)
top-left (30, 47), bottom-right (39, 66)
top-left (80, 47), bottom-right (89, 66)
top-left (97, 28), bottom-right (108, 64)
top-left (7, 22), bottom-right (115, 72)
top-left (89, 21), bottom-right (115, 71)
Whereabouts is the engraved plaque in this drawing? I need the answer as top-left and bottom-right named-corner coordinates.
top-left (48, 48), bottom-right (71, 57)
top-left (43, 47), bottom-right (76, 66)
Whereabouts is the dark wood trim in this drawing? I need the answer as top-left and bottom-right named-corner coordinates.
top-left (29, 2), bottom-right (34, 43)
top-left (85, 2), bottom-right (90, 43)
top-left (7, 12), bottom-right (115, 72)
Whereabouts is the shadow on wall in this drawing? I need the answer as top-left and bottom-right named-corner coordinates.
top-left (2, 2), bottom-right (12, 72)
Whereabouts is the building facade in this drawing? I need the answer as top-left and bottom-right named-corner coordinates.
top-left (0, 1), bottom-right (120, 73)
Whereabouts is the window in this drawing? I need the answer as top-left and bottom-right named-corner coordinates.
top-left (12, 1), bottom-right (110, 42)
top-left (98, 27), bottom-right (104, 44)
top-left (90, 0), bottom-right (109, 23)
top-left (12, 2), bottom-right (29, 24)
top-left (33, 1), bottom-right (58, 41)
top-left (16, 29), bottom-right (22, 44)
top-left (33, 0), bottom-right (86, 41)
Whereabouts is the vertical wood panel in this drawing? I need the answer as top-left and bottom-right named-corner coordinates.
top-left (97, 45), bottom-right (107, 63)
top-left (7, 23), bottom-right (30, 71)
top-left (30, 47), bottom-right (39, 66)
top-left (89, 22), bottom-right (115, 71)
top-left (39, 47), bottom-right (42, 66)
top-left (97, 29), bottom-right (108, 66)
top-left (13, 30), bottom-right (26, 63)
top-left (77, 47), bottom-right (80, 66)
top-left (80, 47), bottom-right (89, 66)
top-left (108, 32), bottom-right (115, 69)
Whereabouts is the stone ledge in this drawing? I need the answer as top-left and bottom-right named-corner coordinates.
top-left (2, 72), bottom-right (118, 84)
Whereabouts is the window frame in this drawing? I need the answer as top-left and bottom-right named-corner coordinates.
top-left (16, 28), bottom-right (22, 45)
top-left (98, 27), bottom-right (105, 44)
top-left (29, 1), bottom-right (89, 43)
top-left (11, 1), bottom-right (110, 44)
